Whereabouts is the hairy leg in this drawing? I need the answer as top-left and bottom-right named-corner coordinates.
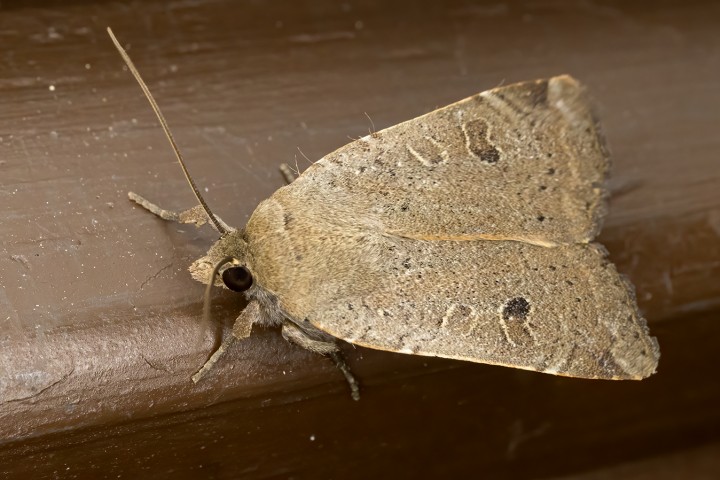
top-left (279, 163), bottom-right (298, 184)
top-left (128, 191), bottom-right (233, 233)
top-left (282, 322), bottom-right (360, 401)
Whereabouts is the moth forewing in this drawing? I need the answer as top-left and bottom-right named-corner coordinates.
top-left (243, 76), bottom-right (659, 381)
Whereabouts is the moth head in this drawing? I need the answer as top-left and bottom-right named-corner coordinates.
top-left (188, 230), bottom-right (255, 334)
top-left (190, 230), bottom-right (253, 292)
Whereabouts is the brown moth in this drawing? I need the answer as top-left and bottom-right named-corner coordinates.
top-left (108, 28), bottom-right (659, 400)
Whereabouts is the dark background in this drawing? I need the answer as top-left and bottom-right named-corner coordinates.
top-left (1, 1), bottom-right (718, 478)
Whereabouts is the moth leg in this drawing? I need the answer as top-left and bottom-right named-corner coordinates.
top-left (192, 305), bottom-right (255, 383)
top-left (329, 350), bottom-right (360, 402)
top-left (128, 191), bottom-right (233, 233)
top-left (192, 332), bottom-right (235, 383)
top-left (278, 164), bottom-right (297, 184)
top-left (281, 322), bottom-right (360, 401)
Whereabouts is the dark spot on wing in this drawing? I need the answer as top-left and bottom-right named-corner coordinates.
top-left (480, 147), bottom-right (500, 164)
top-left (463, 119), bottom-right (500, 164)
top-left (503, 297), bottom-right (531, 321)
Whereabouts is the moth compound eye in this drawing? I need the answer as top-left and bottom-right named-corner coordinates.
top-left (222, 266), bottom-right (253, 292)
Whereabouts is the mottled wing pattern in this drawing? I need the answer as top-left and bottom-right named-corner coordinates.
top-left (250, 75), bottom-right (658, 379)
top-left (309, 237), bottom-right (659, 379)
top-left (289, 75), bottom-right (610, 247)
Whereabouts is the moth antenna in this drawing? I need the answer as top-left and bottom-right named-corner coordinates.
top-left (107, 27), bottom-right (228, 235)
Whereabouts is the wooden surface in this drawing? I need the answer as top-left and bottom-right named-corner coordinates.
top-left (1, 0), bottom-right (719, 478)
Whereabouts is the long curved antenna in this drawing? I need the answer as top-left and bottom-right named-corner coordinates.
top-left (107, 27), bottom-right (228, 235)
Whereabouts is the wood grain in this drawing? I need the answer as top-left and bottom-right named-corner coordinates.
top-left (0, 1), bottom-right (718, 478)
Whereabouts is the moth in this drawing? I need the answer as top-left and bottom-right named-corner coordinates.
top-left (109, 28), bottom-right (659, 400)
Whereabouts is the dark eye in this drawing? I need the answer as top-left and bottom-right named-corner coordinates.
top-left (222, 266), bottom-right (253, 292)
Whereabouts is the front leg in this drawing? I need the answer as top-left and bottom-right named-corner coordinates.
top-left (128, 191), bottom-right (233, 233)
top-left (281, 322), bottom-right (360, 401)
top-left (192, 301), bottom-right (258, 383)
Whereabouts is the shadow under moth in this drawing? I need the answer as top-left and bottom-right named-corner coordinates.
top-left (108, 28), bottom-right (659, 400)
